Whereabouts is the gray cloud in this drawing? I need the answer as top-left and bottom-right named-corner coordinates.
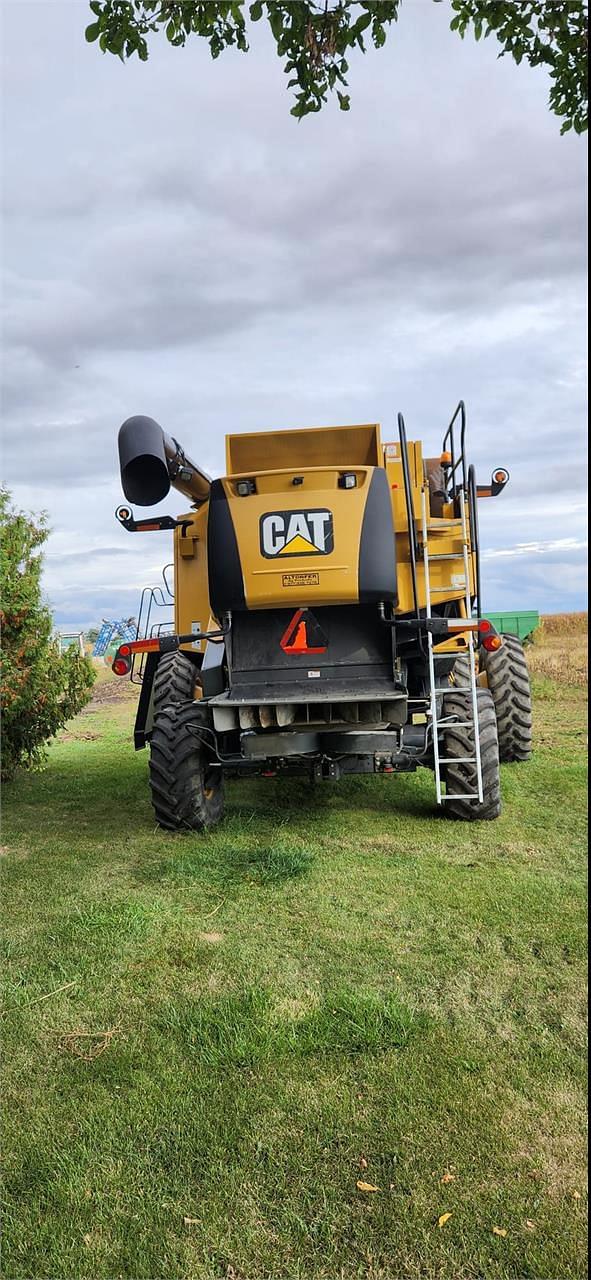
top-left (1, 0), bottom-right (587, 624)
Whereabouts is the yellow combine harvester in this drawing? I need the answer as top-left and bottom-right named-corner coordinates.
top-left (112, 404), bottom-right (532, 828)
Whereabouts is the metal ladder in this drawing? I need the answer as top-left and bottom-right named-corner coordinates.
top-left (420, 487), bottom-right (484, 805)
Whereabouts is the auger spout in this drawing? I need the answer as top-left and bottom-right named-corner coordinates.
top-left (118, 415), bottom-right (211, 506)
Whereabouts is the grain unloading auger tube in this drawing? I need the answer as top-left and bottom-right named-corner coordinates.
top-left (111, 406), bottom-right (531, 830)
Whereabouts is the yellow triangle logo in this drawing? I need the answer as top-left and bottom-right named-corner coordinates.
top-left (278, 533), bottom-right (318, 555)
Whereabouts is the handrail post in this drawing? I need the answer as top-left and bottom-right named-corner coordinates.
top-left (468, 464), bottom-right (481, 615)
top-left (442, 400), bottom-right (466, 500)
top-left (397, 412), bottom-right (420, 618)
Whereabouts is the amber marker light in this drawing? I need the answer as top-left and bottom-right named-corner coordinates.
top-left (127, 638), bottom-right (161, 653)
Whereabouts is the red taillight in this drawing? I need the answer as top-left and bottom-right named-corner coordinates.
top-left (479, 619), bottom-right (492, 633)
top-left (482, 634), bottom-right (502, 652)
top-left (119, 644), bottom-right (131, 657)
top-left (112, 657), bottom-right (130, 676)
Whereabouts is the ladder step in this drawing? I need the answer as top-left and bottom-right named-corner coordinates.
top-left (441, 793), bottom-right (480, 800)
top-left (424, 553), bottom-right (463, 561)
top-left (430, 586), bottom-right (466, 592)
top-left (439, 757), bottom-right (477, 764)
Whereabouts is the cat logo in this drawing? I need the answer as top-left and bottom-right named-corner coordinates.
top-left (259, 509), bottom-right (334, 558)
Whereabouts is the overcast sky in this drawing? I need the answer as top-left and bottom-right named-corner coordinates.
top-left (1, 0), bottom-right (587, 630)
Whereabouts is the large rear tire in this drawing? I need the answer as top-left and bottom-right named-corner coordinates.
top-left (440, 688), bottom-right (501, 820)
top-left (149, 701), bottom-right (224, 831)
top-left (451, 650), bottom-right (472, 689)
top-left (153, 650), bottom-right (199, 711)
top-left (480, 633), bottom-right (532, 762)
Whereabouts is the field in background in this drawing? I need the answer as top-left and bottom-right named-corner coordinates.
top-left (1, 616), bottom-right (587, 1280)
top-left (527, 612), bottom-right (587, 687)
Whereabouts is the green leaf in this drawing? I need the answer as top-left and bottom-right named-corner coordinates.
top-left (269, 10), bottom-right (284, 41)
top-left (337, 91), bottom-right (350, 111)
top-left (249, 0), bottom-right (263, 18)
top-left (85, 21), bottom-right (101, 43)
top-left (351, 12), bottom-right (372, 38)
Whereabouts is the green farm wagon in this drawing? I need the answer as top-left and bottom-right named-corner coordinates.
top-left (484, 611), bottom-right (540, 644)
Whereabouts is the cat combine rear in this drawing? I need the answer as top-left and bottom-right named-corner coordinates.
top-left (112, 404), bottom-right (532, 829)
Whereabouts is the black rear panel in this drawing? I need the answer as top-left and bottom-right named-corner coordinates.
top-left (358, 468), bottom-right (398, 604)
top-left (207, 479), bottom-right (246, 614)
top-left (228, 605), bottom-right (395, 692)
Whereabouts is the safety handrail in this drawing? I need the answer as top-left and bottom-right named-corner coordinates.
top-left (162, 563), bottom-right (174, 600)
top-left (442, 400), bottom-right (467, 496)
top-left (132, 585), bottom-right (174, 683)
top-left (467, 464), bottom-right (482, 615)
top-left (397, 412), bottom-right (420, 618)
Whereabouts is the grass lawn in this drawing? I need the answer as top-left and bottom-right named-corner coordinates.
top-left (1, 617), bottom-right (587, 1279)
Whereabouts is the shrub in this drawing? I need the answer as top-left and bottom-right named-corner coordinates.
top-left (0, 489), bottom-right (95, 779)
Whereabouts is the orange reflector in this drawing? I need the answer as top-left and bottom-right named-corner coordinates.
top-left (290, 622), bottom-right (310, 653)
top-left (129, 638), bottom-right (161, 653)
top-left (482, 634), bottom-right (502, 651)
top-left (280, 609), bottom-right (327, 655)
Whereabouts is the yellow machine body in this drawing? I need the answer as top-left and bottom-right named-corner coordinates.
top-left (115, 407), bottom-right (516, 827)
top-left (172, 422), bottom-right (475, 640)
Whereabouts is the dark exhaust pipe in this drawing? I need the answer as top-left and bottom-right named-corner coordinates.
top-left (118, 416), bottom-right (211, 507)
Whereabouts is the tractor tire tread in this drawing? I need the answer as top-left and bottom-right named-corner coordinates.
top-left (149, 701), bottom-right (224, 832)
top-left (451, 652), bottom-right (472, 688)
top-left (441, 688), bottom-right (501, 821)
top-left (481, 633), bottom-right (533, 762)
top-left (153, 650), bottom-right (198, 711)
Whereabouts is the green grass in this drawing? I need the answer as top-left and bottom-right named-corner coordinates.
top-left (1, 655), bottom-right (587, 1280)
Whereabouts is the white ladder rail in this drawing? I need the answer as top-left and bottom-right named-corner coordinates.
top-left (420, 486), bottom-right (483, 804)
top-left (460, 494), bottom-right (484, 802)
top-left (420, 487), bottom-right (443, 804)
